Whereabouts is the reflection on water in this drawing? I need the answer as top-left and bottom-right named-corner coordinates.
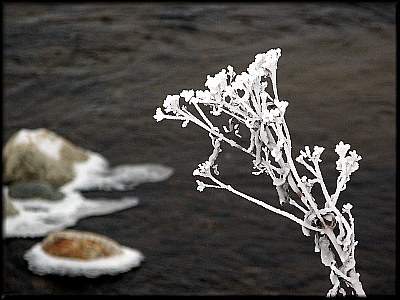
top-left (3, 2), bottom-right (396, 295)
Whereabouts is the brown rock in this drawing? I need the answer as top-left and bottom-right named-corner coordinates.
top-left (3, 128), bottom-right (89, 187)
top-left (41, 230), bottom-right (123, 260)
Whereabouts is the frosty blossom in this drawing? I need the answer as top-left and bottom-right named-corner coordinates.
top-left (297, 145), bottom-right (325, 162)
top-left (335, 141), bottom-right (351, 157)
top-left (196, 180), bottom-right (206, 192)
top-left (180, 89), bottom-right (195, 103)
top-left (336, 142), bottom-right (362, 175)
top-left (205, 69), bottom-right (228, 95)
top-left (163, 95), bottom-right (180, 113)
top-left (153, 107), bottom-right (165, 122)
top-left (193, 162), bottom-right (212, 178)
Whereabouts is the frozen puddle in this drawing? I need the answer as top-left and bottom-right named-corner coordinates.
top-left (4, 151), bottom-right (173, 238)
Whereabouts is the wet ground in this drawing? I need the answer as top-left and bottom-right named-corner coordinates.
top-left (2, 2), bottom-right (396, 296)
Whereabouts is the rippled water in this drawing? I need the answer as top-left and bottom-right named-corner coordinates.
top-left (3, 3), bottom-right (396, 295)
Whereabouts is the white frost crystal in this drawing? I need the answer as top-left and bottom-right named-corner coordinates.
top-left (154, 49), bottom-right (365, 296)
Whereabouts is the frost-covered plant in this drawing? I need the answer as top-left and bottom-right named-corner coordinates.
top-left (154, 49), bottom-right (365, 296)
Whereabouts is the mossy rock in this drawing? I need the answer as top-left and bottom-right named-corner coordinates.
top-left (8, 180), bottom-right (65, 200)
top-left (3, 128), bottom-right (89, 187)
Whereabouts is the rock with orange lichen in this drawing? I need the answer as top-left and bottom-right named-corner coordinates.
top-left (24, 230), bottom-right (144, 278)
top-left (42, 230), bottom-right (122, 260)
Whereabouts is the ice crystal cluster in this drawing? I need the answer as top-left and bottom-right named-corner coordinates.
top-left (154, 49), bottom-right (365, 296)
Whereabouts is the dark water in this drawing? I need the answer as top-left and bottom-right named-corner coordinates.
top-left (2, 3), bottom-right (396, 296)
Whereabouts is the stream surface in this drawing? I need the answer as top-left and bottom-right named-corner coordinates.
top-left (3, 3), bottom-right (396, 296)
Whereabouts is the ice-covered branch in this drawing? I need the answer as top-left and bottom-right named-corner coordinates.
top-left (154, 48), bottom-right (365, 296)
